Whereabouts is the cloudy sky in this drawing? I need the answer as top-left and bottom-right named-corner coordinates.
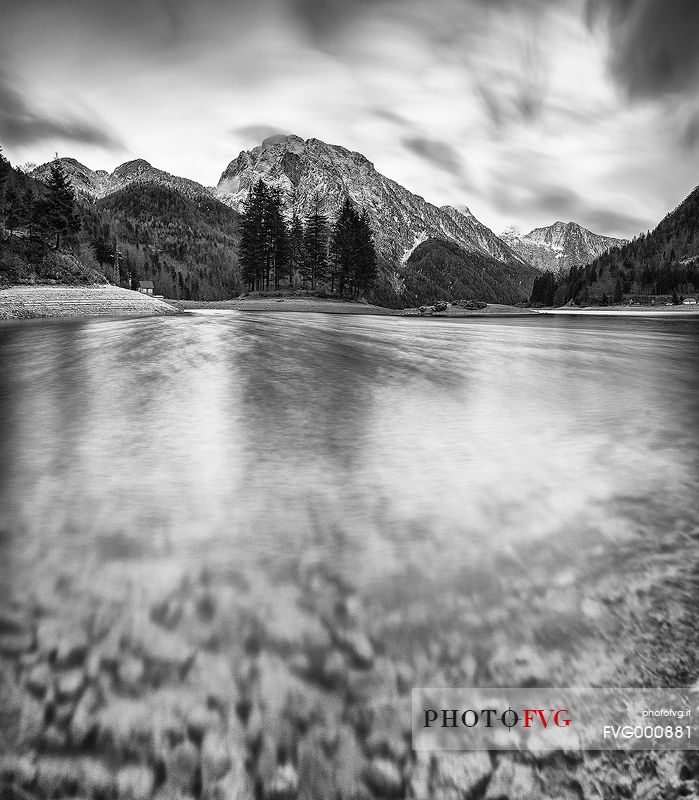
top-left (2, 0), bottom-right (699, 238)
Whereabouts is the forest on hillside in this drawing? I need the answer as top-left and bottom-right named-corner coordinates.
top-left (542, 187), bottom-right (699, 305)
top-left (0, 149), bottom-right (104, 285)
top-left (1, 151), bottom-right (381, 302)
top-left (402, 238), bottom-right (537, 306)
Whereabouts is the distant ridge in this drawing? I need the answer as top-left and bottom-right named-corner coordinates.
top-left (31, 157), bottom-right (211, 202)
top-left (501, 221), bottom-right (626, 275)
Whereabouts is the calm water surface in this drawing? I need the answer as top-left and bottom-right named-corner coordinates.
top-left (1, 312), bottom-right (697, 684)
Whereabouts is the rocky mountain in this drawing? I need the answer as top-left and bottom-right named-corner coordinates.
top-left (30, 138), bottom-right (540, 305)
top-left (31, 158), bottom-right (210, 202)
top-left (501, 221), bottom-right (626, 275)
top-left (215, 134), bottom-right (528, 272)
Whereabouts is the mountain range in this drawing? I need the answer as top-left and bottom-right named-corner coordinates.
top-left (31, 157), bottom-right (211, 203)
top-left (501, 221), bottom-right (627, 276)
top-left (25, 136), bottom-right (630, 305)
top-left (214, 134), bottom-right (526, 270)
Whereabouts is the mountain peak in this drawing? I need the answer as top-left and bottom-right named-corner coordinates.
top-left (31, 156), bottom-right (208, 202)
top-left (504, 220), bottom-right (628, 274)
top-left (261, 133), bottom-right (302, 146)
top-left (113, 159), bottom-right (152, 179)
top-left (214, 135), bottom-right (526, 273)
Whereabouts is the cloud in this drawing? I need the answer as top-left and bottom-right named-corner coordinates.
top-left (587, 0), bottom-right (699, 100)
top-left (402, 136), bottom-right (466, 176)
top-left (579, 207), bottom-right (648, 237)
top-left (0, 70), bottom-right (122, 149)
top-left (232, 124), bottom-right (290, 145)
top-left (492, 180), bottom-right (648, 238)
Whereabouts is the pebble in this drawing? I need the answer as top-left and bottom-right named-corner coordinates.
top-left (485, 759), bottom-right (536, 800)
top-left (42, 723), bottom-right (68, 751)
top-left (365, 757), bottom-right (403, 797)
top-left (201, 729), bottom-right (233, 784)
top-left (323, 649), bottom-right (348, 687)
top-left (57, 668), bottom-right (84, 700)
top-left (0, 754), bottom-right (37, 786)
top-left (203, 766), bottom-right (255, 800)
top-left (432, 752), bottom-right (492, 799)
top-left (118, 655), bottom-right (145, 691)
top-left (55, 630), bottom-right (89, 668)
top-left (18, 694), bottom-right (45, 746)
top-left (0, 631), bottom-right (34, 655)
top-left (80, 757), bottom-right (117, 796)
top-left (333, 626), bottom-right (375, 669)
top-left (53, 700), bottom-right (75, 727)
top-left (70, 685), bottom-right (100, 747)
top-left (264, 763), bottom-right (299, 800)
top-left (35, 757), bottom-right (77, 795)
top-left (26, 660), bottom-right (53, 696)
top-left (133, 621), bottom-right (195, 679)
top-left (165, 739), bottom-right (199, 793)
top-left (0, 607), bottom-right (32, 635)
top-left (297, 736), bottom-right (335, 800)
top-left (409, 752), bottom-right (432, 799)
top-left (117, 764), bottom-right (155, 800)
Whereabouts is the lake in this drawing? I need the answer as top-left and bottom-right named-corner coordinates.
top-left (0, 311), bottom-right (697, 795)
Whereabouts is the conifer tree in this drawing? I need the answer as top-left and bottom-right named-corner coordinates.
top-left (287, 213), bottom-right (305, 289)
top-left (93, 234), bottom-right (113, 271)
top-left (0, 147), bottom-right (9, 197)
top-left (240, 180), bottom-right (268, 290)
top-left (352, 209), bottom-right (377, 297)
top-left (301, 193), bottom-right (329, 291)
top-left (331, 197), bottom-right (360, 297)
top-left (24, 185), bottom-right (37, 242)
top-left (41, 159), bottom-right (81, 250)
top-left (613, 279), bottom-right (623, 304)
top-left (264, 185), bottom-right (288, 289)
top-left (3, 182), bottom-right (23, 235)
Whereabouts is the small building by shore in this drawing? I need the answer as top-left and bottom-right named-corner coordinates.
top-left (138, 281), bottom-right (154, 295)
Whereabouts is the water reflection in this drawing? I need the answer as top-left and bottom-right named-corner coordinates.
top-left (0, 312), bottom-right (698, 603)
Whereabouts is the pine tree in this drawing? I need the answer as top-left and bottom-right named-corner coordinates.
top-left (93, 234), bottom-right (113, 271)
top-left (613, 279), bottom-right (623, 304)
top-left (264, 185), bottom-right (289, 289)
top-left (301, 193), bottom-right (329, 291)
top-left (331, 198), bottom-right (360, 297)
top-left (41, 159), bottom-right (81, 250)
top-left (353, 209), bottom-right (377, 297)
top-left (24, 185), bottom-right (37, 242)
top-left (287, 214), bottom-right (305, 289)
top-left (0, 147), bottom-right (9, 198)
top-left (239, 180), bottom-right (268, 290)
top-left (3, 181), bottom-right (24, 235)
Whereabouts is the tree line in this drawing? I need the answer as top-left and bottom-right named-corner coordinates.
top-left (1, 150), bottom-right (84, 271)
top-left (1, 151), bottom-right (242, 297)
top-left (239, 179), bottom-right (378, 298)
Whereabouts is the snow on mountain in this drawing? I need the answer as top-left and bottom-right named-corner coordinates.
top-left (214, 134), bottom-right (527, 269)
top-left (31, 158), bottom-right (211, 202)
top-left (501, 221), bottom-right (627, 275)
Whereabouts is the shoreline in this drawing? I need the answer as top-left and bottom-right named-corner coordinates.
top-left (540, 304), bottom-right (699, 315)
top-left (167, 297), bottom-right (538, 317)
top-left (3, 286), bottom-right (698, 321)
